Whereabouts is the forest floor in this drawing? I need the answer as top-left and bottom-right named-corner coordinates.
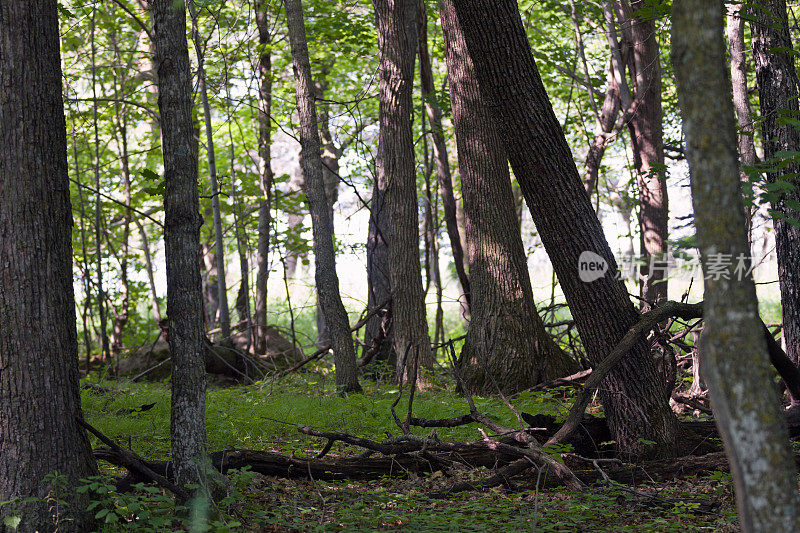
top-left (78, 369), bottom-right (745, 532)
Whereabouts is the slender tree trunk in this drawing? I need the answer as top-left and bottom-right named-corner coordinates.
top-left (0, 2), bottom-right (98, 529)
top-left (135, 219), bottom-right (162, 322)
top-left (284, 0), bottom-right (361, 393)
top-left (373, 0), bottom-right (434, 377)
top-left (450, 0), bottom-right (678, 457)
top-left (421, 104), bottom-right (445, 354)
top-left (110, 121), bottom-right (133, 355)
top-left (727, 2), bottom-right (758, 243)
top-left (418, 2), bottom-right (471, 313)
top-left (202, 237), bottom-right (220, 327)
top-left (254, 0), bottom-right (274, 354)
top-left (583, 59), bottom-right (622, 196)
top-left (622, 0), bottom-right (669, 305)
top-left (750, 0), bottom-right (800, 371)
top-left (72, 131), bottom-right (95, 371)
top-left (672, 4), bottom-right (800, 530)
top-left (188, 0), bottom-right (231, 340)
top-left (441, 0), bottom-right (579, 395)
top-left (91, 8), bottom-right (111, 365)
top-left (150, 0), bottom-right (221, 499)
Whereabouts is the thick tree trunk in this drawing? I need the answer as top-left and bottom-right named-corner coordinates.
top-left (418, 3), bottom-right (471, 313)
top-left (727, 2), bottom-right (757, 242)
top-left (284, 0), bottom-right (361, 393)
top-left (750, 0), bottom-right (800, 371)
top-left (373, 0), bottom-right (434, 376)
top-left (450, 0), bottom-right (678, 457)
top-left (188, 0), bottom-right (231, 340)
top-left (440, 0), bottom-right (579, 395)
top-left (672, 3), bottom-right (799, 530)
top-left (150, 0), bottom-right (220, 497)
top-left (622, 0), bottom-right (669, 304)
top-left (254, 0), bottom-right (274, 355)
top-left (0, 1), bottom-right (98, 529)
top-left (364, 190), bottom-right (395, 367)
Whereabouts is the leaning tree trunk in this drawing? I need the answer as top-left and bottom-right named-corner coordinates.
top-left (440, 0), bottom-right (579, 395)
top-left (672, 3), bottom-right (800, 530)
top-left (284, 0), bottom-right (361, 393)
top-left (622, 0), bottom-right (669, 305)
top-left (254, 0), bottom-right (275, 355)
top-left (150, 0), bottom-right (221, 499)
top-left (418, 3), bottom-right (471, 314)
top-left (750, 0), bottom-right (800, 372)
top-left (0, 1), bottom-right (98, 530)
top-left (450, 0), bottom-right (678, 458)
top-left (373, 0), bottom-right (434, 376)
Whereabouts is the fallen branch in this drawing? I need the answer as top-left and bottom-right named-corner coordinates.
top-left (77, 417), bottom-right (190, 500)
top-left (546, 301), bottom-right (800, 448)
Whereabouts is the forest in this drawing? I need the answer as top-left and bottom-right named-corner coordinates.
top-left (3, 0), bottom-right (800, 531)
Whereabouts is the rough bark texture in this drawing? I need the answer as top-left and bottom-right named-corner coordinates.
top-left (150, 0), bottom-right (217, 495)
top-left (727, 1), bottom-right (757, 242)
top-left (623, 0), bottom-right (669, 304)
top-left (672, 3), bottom-right (800, 530)
top-left (418, 4), bottom-right (471, 313)
top-left (0, 2), bottom-right (98, 530)
top-left (254, 0), bottom-right (274, 355)
top-left (450, 0), bottom-right (678, 457)
top-left (373, 0), bottom-right (434, 375)
top-left (284, 0), bottom-right (361, 393)
top-left (440, 0), bottom-right (579, 395)
top-left (750, 0), bottom-right (800, 370)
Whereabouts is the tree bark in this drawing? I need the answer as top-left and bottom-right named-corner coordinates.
top-left (284, 0), bottom-right (361, 393)
top-left (150, 0), bottom-right (220, 497)
top-left (750, 0), bottom-right (800, 372)
top-left (373, 0), bottom-right (434, 376)
top-left (672, 3), bottom-right (800, 530)
top-left (621, 0), bottom-right (669, 305)
top-left (449, 0), bottom-right (678, 457)
top-left (0, 1), bottom-right (98, 529)
top-left (727, 1), bottom-right (757, 243)
top-left (254, 0), bottom-right (275, 355)
top-left (440, 0), bottom-right (579, 395)
top-left (418, 3), bottom-right (471, 313)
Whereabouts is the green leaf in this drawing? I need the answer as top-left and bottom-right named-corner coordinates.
top-left (3, 516), bottom-right (21, 530)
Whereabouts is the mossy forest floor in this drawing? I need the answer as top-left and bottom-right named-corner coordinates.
top-left (75, 366), bottom-right (747, 532)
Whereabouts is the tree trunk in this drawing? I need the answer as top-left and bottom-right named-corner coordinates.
top-left (135, 219), bottom-right (162, 322)
top-left (418, 3), bottom-right (471, 313)
top-left (622, 0), bottom-right (669, 305)
top-left (583, 59), bottom-right (622, 196)
top-left (727, 1), bottom-right (757, 243)
top-left (450, 0), bottom-right (678, 457)
top-left (672, 3), bottom-right (800, 530)
top-left (254, 0), bottom-right (274, 355)
top-left (440, 0), bottom-right (579, 395)
top-left (188, 0), bottom-right (231, 340)
top-left (150, 0), bottom-right (220, 498)
top-left (90, 8), bottom-right (112, 365)
top-left (0, 1), bottom-right (98, 529)
top-left (373, 0), bottom-right (434, 376)
top-left (750, 0), bottom-right (800, 372)
top-left (284, 0), bottom-right (361, 393)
